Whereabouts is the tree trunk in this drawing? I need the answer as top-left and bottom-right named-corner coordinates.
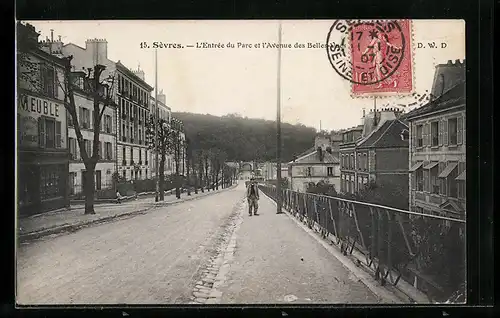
top-left (175, 149), bottom-right (181, 199)
top-left (159, 157), bottom-right (165, 201)
top-left (83, 165), bottom-right (96, 215)
top-left (194, 166), bottom-right (198, 194)
top-left (187, 157), bottom-right (191, 196)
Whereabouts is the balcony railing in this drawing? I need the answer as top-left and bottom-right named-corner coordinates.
top-left (259, 185), bottom-right (466, 303)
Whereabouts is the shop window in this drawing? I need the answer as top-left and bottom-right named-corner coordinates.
top-left (39, 165), bottom-right (63, 201)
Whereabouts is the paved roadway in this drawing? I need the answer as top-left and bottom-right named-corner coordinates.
top-left (17, 182), bottom-right (381, 305)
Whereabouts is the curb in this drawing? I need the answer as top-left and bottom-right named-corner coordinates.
top-left (19, 183), bottom-right (239, 243)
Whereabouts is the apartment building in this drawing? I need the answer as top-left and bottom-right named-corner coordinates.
top-left (407, 59), bottom-right (466, 220)
top-left (339, 108), bottom-right (409, 197)
top-left (66, 71), bottom-right (117, 196)
top-left (58, 38), bottom-right (154, 181)
top-left (17, 22), bottom-right (70, 215)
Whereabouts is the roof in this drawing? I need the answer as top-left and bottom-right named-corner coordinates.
top-left (115, 61), bottom-right (154, 91)
top-left (357, 119), bottom-right (409, 148)
top-left (406, 80), bottom-right (465, 120)
top-left (292, 150), bottom-right (340, 164)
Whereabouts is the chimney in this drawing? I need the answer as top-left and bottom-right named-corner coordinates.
top-left (158, 89), bottom-right (166, 105)
top-left (50, 29), bottom-right (54, 42)
top-left (317, 147), bottom-right (324, 162)
top-left (85, 38), bottom-right (108, 65)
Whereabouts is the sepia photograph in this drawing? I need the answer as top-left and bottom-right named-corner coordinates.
top-left (15, 19), bottom-right (466, 305)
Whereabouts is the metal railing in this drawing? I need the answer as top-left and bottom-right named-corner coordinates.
top-left (259, 185), bottom-right (466, 303)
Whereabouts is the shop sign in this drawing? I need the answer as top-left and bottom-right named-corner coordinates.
top-left (18, 93), bottom-right (61, 118)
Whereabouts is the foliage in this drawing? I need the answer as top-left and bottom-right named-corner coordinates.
top-left (172, 112), bottom-right (317, 162)
top-left (306, 180), bottom-right (337, 195)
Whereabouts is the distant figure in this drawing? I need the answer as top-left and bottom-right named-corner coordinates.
top-left (116, 191), bottom-right (122, 204)
top-left (246, 178), bottom-right (260, 216)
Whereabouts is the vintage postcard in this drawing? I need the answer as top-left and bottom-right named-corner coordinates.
top-left (16, 19), bottom-right (465, 305)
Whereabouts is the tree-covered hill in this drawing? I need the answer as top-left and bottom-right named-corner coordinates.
top-left (172, 112), bottom-right (317, 162)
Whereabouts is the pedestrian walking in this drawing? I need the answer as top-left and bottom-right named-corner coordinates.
top-left (246, 178), bottom-right (260, 216)
top-left (116, 190), bottom-right (122, 204)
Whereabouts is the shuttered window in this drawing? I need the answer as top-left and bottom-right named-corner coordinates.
top-left (55, 121), bottom-right (61, 148)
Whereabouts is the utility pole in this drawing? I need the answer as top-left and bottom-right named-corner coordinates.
top-left (154, 49), bottom-right (160, 202)
top-left (276, 21), bottom-right (283, 214)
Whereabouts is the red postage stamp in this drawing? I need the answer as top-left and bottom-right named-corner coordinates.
top-left (349, 20), bottom-right (413, 96)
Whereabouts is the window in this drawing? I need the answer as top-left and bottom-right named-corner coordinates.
top-left (139, 148), bottom-right (142, 164)
top-left (357, 154), bottom-right (361, 170)
top-left (69, 172), bottom-right (76, 195)
top-left (39, 165), bottom-right (63, 200)
top-left (95, 170), bottom-right (102, 190)
top-left (430, 163), bottom-right (440, 194)
top-left (130, 147), bottom-right (134, 164)
top-left (447, 165), bottom-right (459, 198)
top-left (40, 65), bottom-right (56, 98)
top-left (448, 118), bottom-right (458, 145)
top-left (105, 115), bottom-right (112, 133)
top-left (122, 169), bottom-right (126, 179)
top-left (98, 142), bottom-right (103, 159)
top-left (122, 146), bottom-right (126, 165)
top-left (416, 124), bottom-right (423, 147)
top-left (307, 167), bottom-right (312, 177)
top-left (105, 142), bottom-right (113, 160)
top-left (79, 107), bottom-right (91, 128)
top-left (363, 153), bottom-right (368, 170)
top-left (416, 168), bottom-right (424, 191)
top-left (38, 117), bottom-right (61, 149)
top-left (431, 121), bottom-right (439, 146)
top-left (69, 137), bottom-right (78, 159)
top-left (327, 167), bottom-right (333, 177)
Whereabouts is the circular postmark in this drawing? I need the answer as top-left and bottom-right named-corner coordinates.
top-left (326, 20), bottom-right (406, 86)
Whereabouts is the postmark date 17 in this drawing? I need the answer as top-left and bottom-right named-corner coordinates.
top-left (140, 42), bottom-right (182, 49)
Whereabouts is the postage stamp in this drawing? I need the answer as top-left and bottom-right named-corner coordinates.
top-left (326, 19), bottom-right (414, 98)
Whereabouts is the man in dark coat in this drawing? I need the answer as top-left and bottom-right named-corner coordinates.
top-left (246, 178), bottom-right (260, 216)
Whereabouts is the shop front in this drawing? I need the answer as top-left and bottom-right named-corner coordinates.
top-left (18, 152), bottom-right (69, 216)
top-left (17, 91), bottom-right (69, 216)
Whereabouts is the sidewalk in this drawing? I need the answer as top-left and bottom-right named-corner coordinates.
top-left (213, 193), bottom-right (407, 304)
top-left (18, 185), bottom-right (236, 242)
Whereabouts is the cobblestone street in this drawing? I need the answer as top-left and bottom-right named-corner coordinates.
top-left (17, 182), bottom-right (396, 305)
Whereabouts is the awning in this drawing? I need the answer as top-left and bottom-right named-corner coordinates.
top-left (423, 162), bottom-right (439, 170)
top-left (409, 162), bottom-right (423, 172)
top-left (456, 169), bottom-right (466, 181)
top-left (439, 162), bottom-right (458, 178)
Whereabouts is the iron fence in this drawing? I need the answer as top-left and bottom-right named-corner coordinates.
top-left (259, 185), bottom-right (466, 303)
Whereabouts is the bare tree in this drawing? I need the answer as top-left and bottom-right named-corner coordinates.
top-left (145, 115), bottom-right (174, 201)
top-left (59, 57), bottom-right (117, 214)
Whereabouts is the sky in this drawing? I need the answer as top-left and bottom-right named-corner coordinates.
top-left (25, 20), bottom-right (465, 131)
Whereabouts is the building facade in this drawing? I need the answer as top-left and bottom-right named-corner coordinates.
top-left (115, 62), bottom-right (154, 181)
top-left (339, 108), bottom-right (408, 197)
top-left (289, 148), bottom-right (340, 193)
top-left (67, 78), bottom-right (117, 196)
top-left (17, 23), bottom-right (70, 216)
top-left (407, 60), bottom-right (466, 219)
top-left (339, 125), bottom-right (363, 194)
top-left (150, 91), bottom-right (176, 179)
top-left (60, 38), bottom-right (154, 182)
